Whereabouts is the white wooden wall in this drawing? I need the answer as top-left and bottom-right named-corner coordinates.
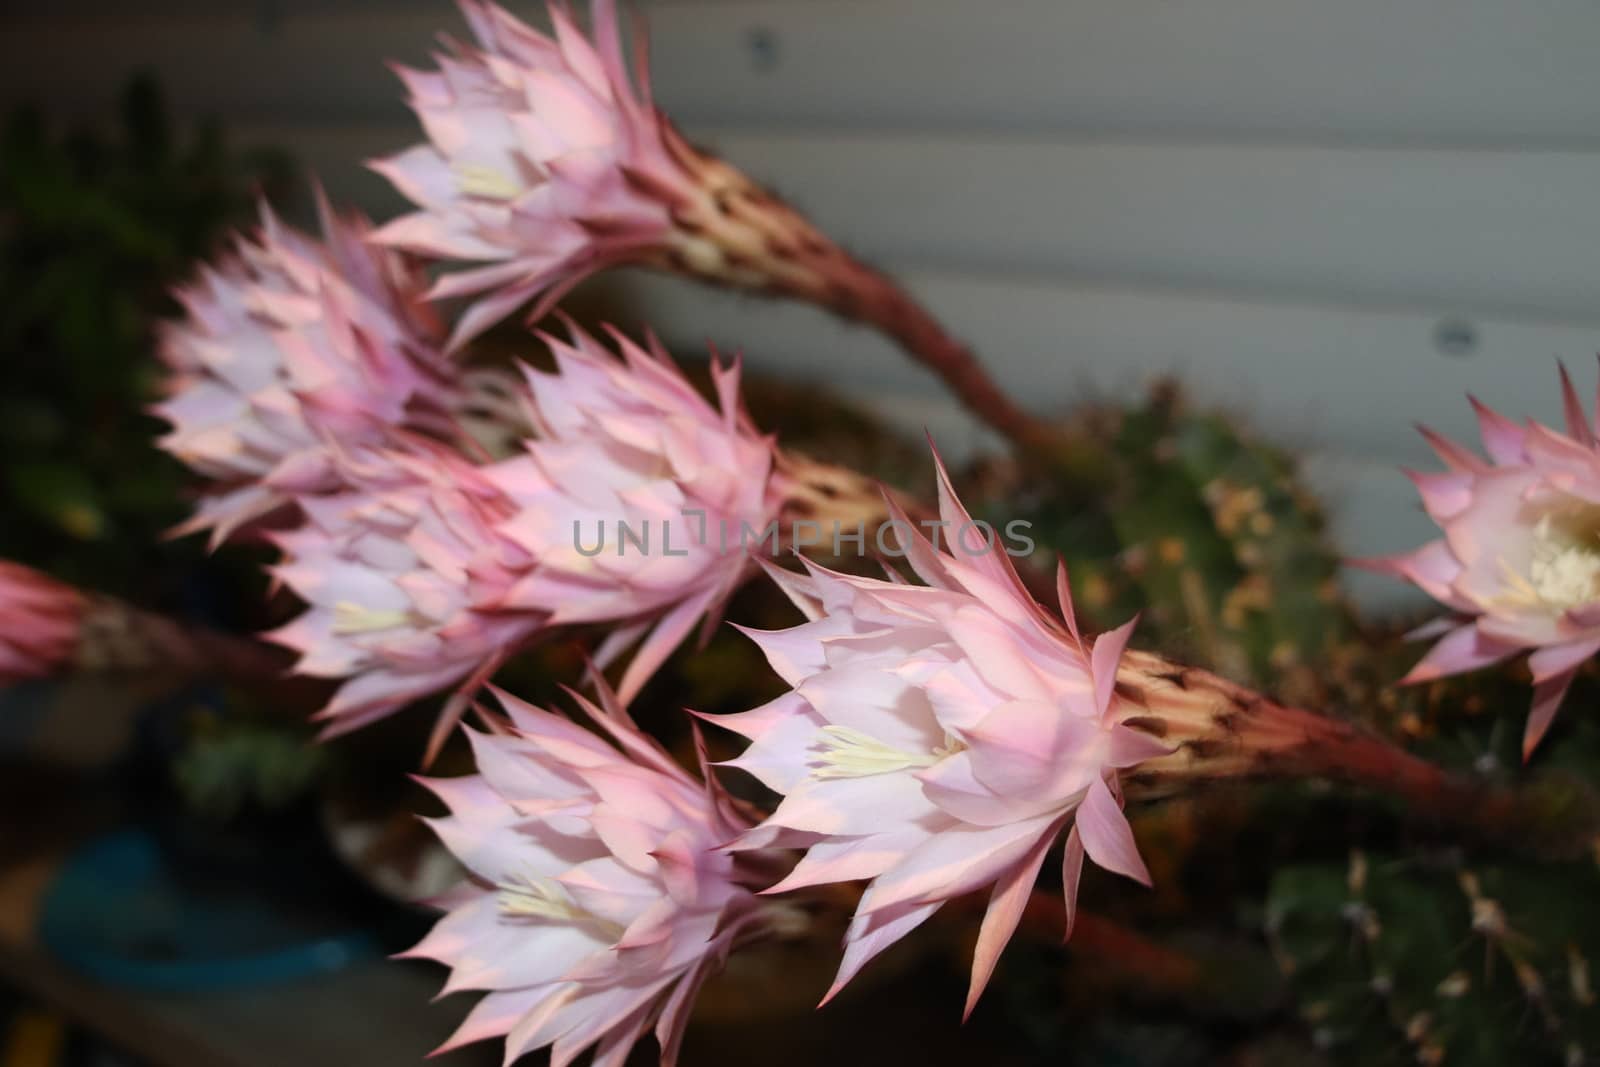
top-left (8, 1), bottom-right (1600, 607)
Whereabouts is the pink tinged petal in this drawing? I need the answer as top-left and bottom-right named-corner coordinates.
top-left (955, 700), bottom-right (1107, 804)
top-left (1090, 615), bottom-right (1138, 721)
top-left (648, 835), bottom-right (708, 907)
top-left (1560, 362), bottom-right (1596, 447)
top-left (446, 919), bottom-right (609, 995)
top-left (857, 816), bottom-right (1055, 915)
top-left (881, 491), bottom-right (956, 591)
top-left (1529, 639), bottom-right (1600, 683)
top-left (491, 686), bottom-right (619, 763)
top-left (1075, 775), bottom-right (1151, 887)
top-left (549, 3), bottom-right (612, 99)
top-left (655, 962), bottom-right (715, 1067)
top-left (592, 1009), bottom-right (656, 1067)
top-left (964, 823), bottom-right (1059, 1021)
top-left (615, 586), bottom-right (719, 705)
top-left (1405, 468), bottom-right (1477, 523)
top-left (424, 256), bottom-right (549, 301)
top-left (368, 211), bottom-right (509, 261)
top-left (524, 69), bottom-right (613, 152)
top-left (1105, 723), bottom-right (1174, 767)
top-left (944, 606), bottom-right (1053, 702)
top-left (704, 693), bottom-right (825, 794)
top-left (733, 613), bottom-right (853, 685)
top-left (927, 438), bottom-right (1035, 606)
top-left (367, 145), bottom-right (457, 208)
top-left (1060, 825), bottom-right (1085, 942)
top-left (314, 665), bottom-right (473, 739)
top-left (545, 979), bottom-right (678, 1067)
top-left (753, 559), bottom-right (825, 622)
top-left (922, 661), bottom-right (997, 735)
top-left (568, 677), bottom-right (690, 784)
top-left (758, 829), bottom-right (927, 895)
top-left (1469, 396), bottom-right (1529, 466)
top-left (1524, 671), bottom-right (1577, 760)
top-left (445, 274), bottom-right (556, 353)
top-left (766, 772), bottom-right (940, 838)
top-left (1399, 624), bottom-right (1522, 684)
top-left (432, 989), bottom-right (541, 1055)
top-left (1353, 539), bottom-right (1472, 613)
top-left (424, 648), bottom-right (510, 768)
top-left (917, 749), bottom-right (1026, 827)
top-left (498, 985), bottom-right (581, 1065)
top-left (1406, 615), bottom-right (1462, 642)
top-left (1056, 561), bottom-right (1085, 649)
top-left (796, 663), bottom-right (941, 751)
top-left (1417, 425), bottom-right (1486, 473)
top-left (590, 614), bottom-right (650, 672)
top-left (820, 900), bottom-right (942, 1006)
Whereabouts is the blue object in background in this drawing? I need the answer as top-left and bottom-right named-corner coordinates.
top-left (37, 829), bottom-right (380, 992)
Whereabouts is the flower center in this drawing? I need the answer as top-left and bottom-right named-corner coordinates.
top-left (1528, 513), bottom-right (1600, 608)
top-left (453, 162), bottom-right (525, 201)
top-left (496, 873), bottom-right (625, 939)
top-left (810, 724), bottom-right (961, 780)
top-left (1498, 509), bottom-right (1600, 612)
top-left (331, 601), bottom-right (413, 634)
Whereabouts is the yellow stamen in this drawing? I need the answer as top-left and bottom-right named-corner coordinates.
top-left (331, 601), bottom-right (413, 635)
top-left (497, 873), bottom-right (625, 939)
top-left (811, 724), bottom-right (960, 780)
top-left (1493, 512), bottom-right (1600, 612)
top-left (454, 162), bottom-right (525, 201)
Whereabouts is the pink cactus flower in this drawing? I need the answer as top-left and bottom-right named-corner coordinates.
top-left (408, 685), bottom-right (768, 1066)
top-left (0, 562), bottom-right (88, 684)
top-left (269, 324), bottom-right (880, 751)
top-left (482, 323), bottom-right (802, 706)
top-left (370, 0), bottom-right (675, 349)
top-left (155, 195), bottom-right (459, 544)
top-left (370, 1), bottom-right (854, 350)
top-left (711, 455), bottom-right (1171, 1015)
top-left (267, 438), bottom-right (538, 755)
top-left (1358, 364), bottom-right (1600, 758)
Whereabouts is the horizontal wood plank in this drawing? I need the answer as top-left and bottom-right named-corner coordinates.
top-left (4, 1), bottom-right (1600, 143)
top-left (229, 122), bottom-right (1600, 324)
top-left (587, 267), bottom-right (1600, 471)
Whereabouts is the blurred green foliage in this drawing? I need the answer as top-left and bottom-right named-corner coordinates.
top-left (173, 707), bottom-right (327, 821)
top-left (0, 74), bottom-right (288, 605)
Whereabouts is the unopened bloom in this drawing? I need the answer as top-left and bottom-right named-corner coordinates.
top-left (713, 457), bottom-right (1171, 1014)
top-left (1359, 366), bottom-right (1600, 758)
top-left (408, 686), bottom-right (768, 1066)
top-left (156, 196), bottom-right (459, 543)
top-left (371, 1), bottom-right (876, 350)
top-left (0, 562), bottom-right (87, 684)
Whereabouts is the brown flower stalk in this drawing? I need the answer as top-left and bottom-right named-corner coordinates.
top-left (648, 131), bottom-right (1063, 454)
top-left (1115, 650), bottom-right (1600, 859)
top-left (74, 596), bottom-right (291, 685)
